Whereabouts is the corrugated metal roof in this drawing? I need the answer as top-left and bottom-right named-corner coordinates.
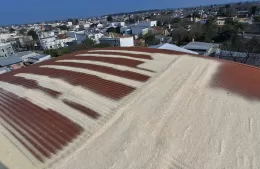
top-left (149, 43), bottom-right (199, 55)
top-left (183, 41), bottom-right (214, 50)
top-left (1, 47), bottom-right (260, 169)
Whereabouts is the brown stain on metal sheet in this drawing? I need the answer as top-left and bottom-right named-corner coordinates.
top-left (0, 89), bottom-right (83, 161)
top-left (52, 62), bottom-right (150, 82)
top-left (1, 76), bottom-right (61, 97)
top-left (212, 63), bottom-right (260, 100)
top-left (34, 67), bottom-right (135, 100)
top-left (63, 100), bottom-right (100, 119)
top-left (65, 55), bottom-right (154, 72)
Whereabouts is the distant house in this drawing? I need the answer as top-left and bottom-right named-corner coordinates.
top-left (66, 31), bottom-right (86, 44)
top-left (138, 21), bottom-right (157, 27)
top-left (0, 43), bottom-right (15, 57)
top-left (99, 36), bottom-right (134, 47)
top-left (131, 26), bottom-right (148, 35)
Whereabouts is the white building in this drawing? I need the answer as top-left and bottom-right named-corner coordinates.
top-left (138, 21), bottom-right (157, 27)
top-left (97, 24), bottom-right (104, 28)
top-left (40, 36), bottom-right (75, 49)
top-left (0, 43), bottom-right (15, 57)
top-left (87, 33), bottom-right (104, 43)
top-left (99, 36), bottom-right (134, 47)
top-left (66, 31), bottom-right (87, 44)
top-left (0, 33), bottom-right (18, 43)
top-left (131, 26), bottom-right (149, 35)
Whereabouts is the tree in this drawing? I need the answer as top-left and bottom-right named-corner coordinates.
top-left (171, 18), bottom-right (181, 24)
top-left (202, 18), bottom-right (218, 42)
top-left (171, 27), bottom-right (191, 45)
top-left (157, 21), bottom-right (162, 26)
top-left (19, 28), bottom-right (27, 35)
top-left (250, 5), bottom-right (258, 16)
top-left (58, 25), bottom-right (69, 31)
top-left (83, 38), bottom-right (95, 46)
top-left (107, 16), bottom-right (113, 22)
top-left (141, 32), bottom-right (160, 46)
top-left (106, 27), bottom-right (116, 33)
top-left (243, 37), bottom-right (260, 63)
top-left (254, 16), bottom-right (260, 22)
top-left (190, 23), bottom-right (204, 41)
top-left (27, 30), bottom-right (38, 41)
top-left (9, 28), bottom-right (15, 33)
top-left (225, 4), bottom-right (231, 9)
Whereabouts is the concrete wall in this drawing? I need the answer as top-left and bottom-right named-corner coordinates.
top-left (138, 21), bottom-right (157, 27)
top-left (119, 37), bottom-right (134, 47)
top-left (99, 37), bottom-right (120, 46)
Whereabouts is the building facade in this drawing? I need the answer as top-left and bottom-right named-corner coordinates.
top-left (99, 36), bottom-right (134, 47)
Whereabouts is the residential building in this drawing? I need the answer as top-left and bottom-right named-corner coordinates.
top-left (66, 31), bottom-right (87, 44)
top-left (131, 26), bottom-right (148, 35)
top-left (0, 54), bottom-right (23, 71)
top-left (0, 43), bottom-right (15, 57)
top-left (99, 36), bottom-right (134, 47)
top-left (138, 21), bottom-right (157, 27)
top-left (40, 36), bottom-right (75, 49)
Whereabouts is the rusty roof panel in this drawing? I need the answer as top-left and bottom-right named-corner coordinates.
top-left (3, 47), bottom-right (259, 169)
top-left (0, 89), bottom-right (83, 162)
top-left (50, 62), bottom-right (150, 82)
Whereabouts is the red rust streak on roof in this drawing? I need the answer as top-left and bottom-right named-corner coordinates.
top-left (34, 68), bottom-right (135, 100)
top-left (63, 100), bottom-right (100, 119)
top-left (52, 62), bottom-right (150, 82)
top-left (0, 89), bottom-right (83, 161)
top-left (64, 56), bottom-right (154, 72)
top-left (0, 91), bottom-right (72, 149)
top-left (1, 76), bottom-right (61, 97)
top-left (212, 63), bottom-right (260, 100)
top-left (86, 51), bottom-right (153, 60)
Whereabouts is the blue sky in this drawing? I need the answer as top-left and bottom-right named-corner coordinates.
top-left (0, 0), bottom-right (248, 25)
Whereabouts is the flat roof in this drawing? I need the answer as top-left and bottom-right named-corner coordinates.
top-left (183, 41), bottom-right (214, 50)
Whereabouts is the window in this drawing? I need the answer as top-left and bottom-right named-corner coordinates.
top-left (11, 52), bottom-right (13, 55)
top-left (4, 54), bottom-right (6, 57)
top-left (2, 49), bottom-right (4, 52)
